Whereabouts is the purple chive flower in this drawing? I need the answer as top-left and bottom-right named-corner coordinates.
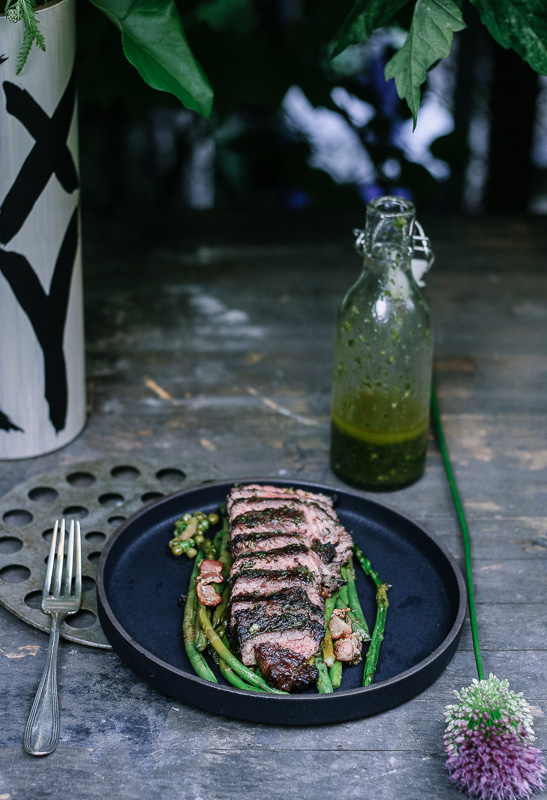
top-left (444, 674), bottom-right (546, 800)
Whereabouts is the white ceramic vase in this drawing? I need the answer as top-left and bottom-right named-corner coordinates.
top-left (0, 0), bottom-right (86, 459)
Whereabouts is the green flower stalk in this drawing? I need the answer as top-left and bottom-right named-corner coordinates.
top-left (432, 382), bottom-right (545, 800)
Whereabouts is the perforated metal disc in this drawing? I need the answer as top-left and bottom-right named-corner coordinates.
top-left (0, 458), bottom-right (217, 648)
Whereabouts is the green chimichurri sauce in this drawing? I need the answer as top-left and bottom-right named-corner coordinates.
top-left (330, 398), bottom-right (429, 489)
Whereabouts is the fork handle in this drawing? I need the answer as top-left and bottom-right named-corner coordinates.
top-left (24, 612), bottom-right (66, 756)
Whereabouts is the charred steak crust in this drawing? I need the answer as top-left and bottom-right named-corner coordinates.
top-left (231, 507), bottom-right (305, 529)
top-left (231, 529), bottom-right (304, 548)
top-left (232, 543), bottom-right (311, 562)
top-left (254, 642), bottom-right (319, 692)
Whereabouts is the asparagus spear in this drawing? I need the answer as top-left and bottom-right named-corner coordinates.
top-left (182, 552), bottom-right (218, 683)
top-left (321, 589), bottom-right (338, 668)
top-left (343, 559), bottom-right (371, 641)
top-left (329, 659), bottom-right (343, 689)
top-left (353, 544), bottom-right (389, 686)
top-left (219, 634), bottom-right (268, 692)
top-left (193, 594), bottom-right (209, 652)
top-left (212, 583), bottom-right (231, 638)
top-left (363, 582), bottom-right (389, 686)
top-left (217, 515), bottom-right (232, 580)
top-left (315, 648), bottom-right (333, 693)
top-left (327, 585), bottom-right (345, 688)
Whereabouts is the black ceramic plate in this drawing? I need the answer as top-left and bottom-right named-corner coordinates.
top-left (97, 479), bottom-right (466, 725)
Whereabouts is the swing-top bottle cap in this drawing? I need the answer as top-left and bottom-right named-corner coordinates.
top-left (353, 195), bottom-right (434, 270)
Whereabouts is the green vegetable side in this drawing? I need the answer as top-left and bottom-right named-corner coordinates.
top-left (170, 506), bottom-right (389, 694)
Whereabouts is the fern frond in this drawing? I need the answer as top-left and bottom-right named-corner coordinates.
top-left (4, 0), bottom-right (46, 74)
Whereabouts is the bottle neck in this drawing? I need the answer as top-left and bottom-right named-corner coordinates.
top-left (361, 252), bottom-right (413, 275)
top-left (365, 197), bottom-right (415, 255)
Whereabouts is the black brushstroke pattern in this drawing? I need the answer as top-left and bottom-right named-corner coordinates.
top-left (0, 55), bottom-right (8, 66)
top-left (0, 409), bottom-right (23, 433)
top-left (0, 70), bottom-right (78, 245)
top-left (0, 210), bottom-right (79, 432)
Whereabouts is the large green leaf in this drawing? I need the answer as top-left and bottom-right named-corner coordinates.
top-left (88, 0), bottom-right (214, 117)
top-left (470, 0), bottom-right (547, 74)
top-left (384, 0), bottom-right (466, 127)
top-left (332, 0), bottom-right (412, 57)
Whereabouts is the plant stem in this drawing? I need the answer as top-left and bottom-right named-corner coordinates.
top-left (431, 381), bottom-right (484, 680)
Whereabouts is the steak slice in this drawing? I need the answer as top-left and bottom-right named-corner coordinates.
top-left (230, 495), bottom-right (353, 567)
top-left (228, 484), bottom-right (334, 514)
top-left (238, 620), bottom-right (325, 666)
top-left (231, 531), bottom-right (305, 560)
top-left (230, 546), bottom-right (323, 582)
top-left (230, 586), bottom-right (324, 629)
top-left (255, 642), bottom-right (319, 692)
top-left (230, 572), bottom-right (323, 610)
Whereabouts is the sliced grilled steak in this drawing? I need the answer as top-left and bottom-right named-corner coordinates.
top-left (230, 546), bottom-right (323, 582)
top-left (228, 484), bottom-right (335, 514)
top-left (227, 483), bottom-right (355, 684)
top-left (230, 494), bottom-right (353, 565)
top-left (230, 571), bottom-right (323, 611)
top-left (230, 586), bottom-right (324, 657)
top-left (231, 531), bottom-right (305, 560)
top-left (254, 642), bottom-right (319, 692)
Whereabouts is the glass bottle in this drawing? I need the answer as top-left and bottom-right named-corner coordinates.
top-left (330, 195), bottom-right (434, 490)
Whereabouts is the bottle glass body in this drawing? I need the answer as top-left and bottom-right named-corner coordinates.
top-left (330, 198), bottom-right (433, 489)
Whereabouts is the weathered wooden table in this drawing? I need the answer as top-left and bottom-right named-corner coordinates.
top-left (1, 210), bottom-right (546, 799)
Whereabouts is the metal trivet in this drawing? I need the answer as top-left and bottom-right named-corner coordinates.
top-left (0, 458), bottom-right (217, 649)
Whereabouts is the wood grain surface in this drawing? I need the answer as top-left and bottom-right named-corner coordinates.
top-left (0, 209), bottom-right (545, 799)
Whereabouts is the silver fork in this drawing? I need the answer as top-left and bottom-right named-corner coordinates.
top-left (23, 519), bottom-right (82, 756)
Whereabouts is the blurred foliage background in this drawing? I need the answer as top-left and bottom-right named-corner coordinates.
top-left (76, 0), bottom-right (547, 217)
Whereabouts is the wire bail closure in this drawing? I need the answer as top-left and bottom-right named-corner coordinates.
top-left (412, 220), bottom-right (435, 271)
top-left (353, 221), bottom-right (435, 273)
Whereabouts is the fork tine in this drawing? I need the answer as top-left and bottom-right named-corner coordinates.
top-left (44, 520), bottom-right (59, 595)
top-left (53, 519), bottom-right (66, 597)
top-left (74, 521), bottom-right (82, 600)
top-left (63, 520), bottom-right (75, 596)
